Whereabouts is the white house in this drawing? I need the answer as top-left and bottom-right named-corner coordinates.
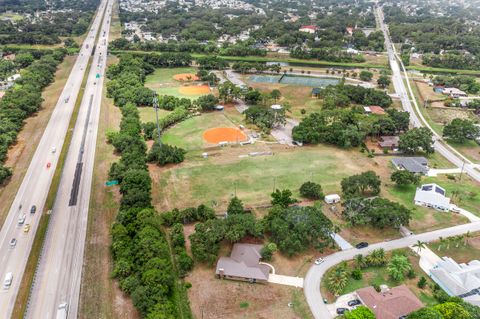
top-left (324, 194), bottom-right (341, 204)
top-left (414, 183), bottom-right (450, 212)
top-left (442, 87), bottom-right (468, 98)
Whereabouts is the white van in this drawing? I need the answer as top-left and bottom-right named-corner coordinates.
top-left (3, 272), bottom-right (13, 289)
top-left (18, 214), bottom-right (26, 225)
top-left (56, 302), bottom-right (68, 319)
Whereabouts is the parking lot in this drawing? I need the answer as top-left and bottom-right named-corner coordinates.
top-left (325, 292), bottom-right (362, 316)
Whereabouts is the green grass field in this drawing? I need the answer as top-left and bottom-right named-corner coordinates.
top-left (145, 67), bottom-right (209, 100)
top-left (138, 107), bottom-right (171, 123)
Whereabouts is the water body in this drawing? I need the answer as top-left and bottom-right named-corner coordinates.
top-left (249, 74), bottom-right (340, 87)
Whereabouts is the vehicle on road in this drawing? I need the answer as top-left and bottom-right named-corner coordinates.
top-left (347, 299), bottom-right (362, 307)
top-left (23, 224), bottom-right (31, 233)
top-left (47, 162), bottom-right (51, 168)
top-left (56, 302), bottom-right (68, 319)
top-left (18, 214), bottom-right (26, 225)
top-left (3, 272), bottom-right (13, 289)
top-left (9, 238), bottom-right (16, 248)
top-left (336, 308), bottom-right (348, 315)
top-left (355, 242), bottom-right (369, 249)
top-left (314, 258), bottom-right (325, 265)
top-left (64, 97), bottom-right (69, 103)
top-left (52, 146), bottom-right (56, 153)
top-left (30, 205), bottom-right (36, 214)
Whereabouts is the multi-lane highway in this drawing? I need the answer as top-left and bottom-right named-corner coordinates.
top-left (303, 6), bottom-right (480, 319)
top-left (0, 1), bottom-right (110, 317)
top-left (25, 0), bottom-right (113, 318)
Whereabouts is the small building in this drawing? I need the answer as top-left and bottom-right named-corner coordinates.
top-left (363, 105), bottom-right (386, 115)
top-left (270, 104), bottom-right (282, 110)
top-left (311, 87), bottom-right (321, 98)
top-left (414, 183), bottom-right (451, 212)
top-left (356, 285), bottom-right (423, 319)
top-left (391, 157), bottom-right (429, 175)
top-left (324, 194), bottom-right (341, 204)
top-left (378, 136), bottom-right (399, 150)
top-left (216, 243), bottom-right (270, 283)
top-left (299, 25), bottom-right (317, 34)
top-left (346, 47), bottom-right (359, 55)
top-left (430, 257), bottom-right (480, 306)
top-left (442, 87), bottom-right (468, 98)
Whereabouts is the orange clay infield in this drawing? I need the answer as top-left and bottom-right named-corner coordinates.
top-left (178, 85), bottom-right (210, 95)
top-left (203, 127), bottom-right (248, 144)
top-left (173, 73), bottom-right (200, 81)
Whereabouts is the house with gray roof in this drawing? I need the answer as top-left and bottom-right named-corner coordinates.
top-left (414, 183), bottom-right (451, 212)
top-left (216, 243), bottom-right (270, 283)
top-left (391, 157), bottom-right (429, 175)
top-left (430, 257), bottom-right (480, 306)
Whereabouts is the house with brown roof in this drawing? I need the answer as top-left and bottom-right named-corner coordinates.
top-left (364, 105), bottom-right (386, 115)
top-left (378, 136), bottom-right (399, 150)
top-left (216, 243), bottom-right (270, 283)
top-left (356, 285), bottom-right (423, 319)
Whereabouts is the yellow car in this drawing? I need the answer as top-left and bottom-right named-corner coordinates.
top-left (23, 224), bottom-right (31, 233)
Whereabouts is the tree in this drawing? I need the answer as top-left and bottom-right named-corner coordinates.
top-left (270, 89), bottom-right (281, 102)
top-left (398, 128), bottom-right (434, 154)
top-left (271, 189), bottom-right (297, 208)
top-left (413, 240), bottom-right (427, 254)
top-left (299, 181), bottom-right (324, 200)
top-left (443, 118), bottom-right (480, 143)
top-left (147, 142), bottom-right (185, 166)
top-left (391, 170), bottom-right (421, 187)
top-left (341, 171), bottom-right (381, 198)
top-left (418, 276), bottom-right (427, 289)
top-left (196, 94), bottom-right (219, 111)
top-left (387, 255), bottom-right (412, 281)
top-left (377, 75), bottom-right (391, 88)
top-left (359, 70), bottom-right (373, 81)
top-left (354, 254), bottom-right (368, 269)
top-left (227, 196), bottom-right (244, 215)
top-left (434, 302), bottom-right (471, 319)
top-left (326, 264), bottom-right (348, 295)
top-left (407, 307), bottom-right (443, 319)
top-left (351, 268), bottom-right (363, 280)
top-left (260, 243), bottom-right (278, 261)
top-left (366, 248), bottom-right (387, 266)
top-left (344, 306), bottom-right (375, 319)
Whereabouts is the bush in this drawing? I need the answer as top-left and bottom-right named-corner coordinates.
top-left (299, 181), bottom-right (324, 200)
top-left (351, 268), bottom-right (363, 280)
top-left (418, 276), bottom-right (427, 289)
top-left (147, 142), bottom-right (185, 165)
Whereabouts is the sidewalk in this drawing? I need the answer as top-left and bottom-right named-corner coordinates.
top-left (331, 233), bottom-right (354, 250)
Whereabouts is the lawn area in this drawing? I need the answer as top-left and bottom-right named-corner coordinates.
top-left (108, 0), bottom-right (122, 42)
top-left (429, 232), bottom-right (480, 263)
top-left (0, 12), bottom-right (23, 21)
top-left (145, 67), bottom-right (212, 99)
top-left (321, 249), bottom-right (438, 307)
top-left (138, 106), bottom-right (171, 123)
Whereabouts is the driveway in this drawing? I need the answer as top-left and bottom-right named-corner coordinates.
top-left (268, 274), bottom-right (304, 288)
top-left (412, 246), bottom-right (442, 274)
top-left (427, 168), bottom-right (462, 176)
top-left (330, 233), bottom-right (354, 250)
top-left (326, 292), bottom-right (358, 317)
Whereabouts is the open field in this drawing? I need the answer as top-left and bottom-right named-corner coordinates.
top-left (0, 12), bottom-right (23, 21)
top-left (108, 0), bottom-right (122, 42)
top-left (429, 232), bottom-right (480, 263)
top-left (79, 56), bottom-right (138, 318)
top-left (145, 67), bottom-right (211, 99)
top-left (0, 55), bottom-right (76, 225)
top-left (138, 106), bottom-right (171, 123)
top-left (321, 249), bottom-right (437, 306)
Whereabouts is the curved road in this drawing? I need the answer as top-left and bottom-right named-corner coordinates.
top-left (304, 5), bottom-right (480, 318)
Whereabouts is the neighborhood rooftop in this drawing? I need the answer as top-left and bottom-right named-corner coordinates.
top-left (391, 157), bottom-right (429, 175)
top-left (216, 243), bottom-right (270, 282)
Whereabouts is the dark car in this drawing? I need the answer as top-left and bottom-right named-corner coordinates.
top-left (336, 308), bottom-right (348, 315)
top-left (30, 205), bottom-right (36, 214)
top-left (355, 242), bottom-right (369, 249)
top-left (347, 299), bottom-right (362, 307)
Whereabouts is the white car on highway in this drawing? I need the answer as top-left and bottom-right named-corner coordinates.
top-left (18, 214), bottom-right (26, 225)
top-left (3, 272), bottom-right (13, 289)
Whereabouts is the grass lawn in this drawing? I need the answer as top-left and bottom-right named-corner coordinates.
top-left (429, 232), bottom-right (480, 263)
top-left (138, 107), bottom-right (171, 123)
top-left (321, 249), bottom-right (438, 306)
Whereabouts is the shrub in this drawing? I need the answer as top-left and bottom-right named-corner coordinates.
top-left (299, 181), bottom-right (324, 200)
top-left (418, 276), bottom-right (427, 289)
top-left (351, 268), bottom-right (363, 280)
top-left (147, 142), bottom-right (186, 165)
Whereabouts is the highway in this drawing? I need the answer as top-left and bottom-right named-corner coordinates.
top-left (25, 0), bottom-right (113, 318)
top-left (303, 6), bottom-right (480, 319)
top-left (0, 1), bottom-right (110, 317)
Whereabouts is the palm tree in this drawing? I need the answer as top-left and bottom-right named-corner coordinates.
top-left (455, 235), bottom-right (463, 248)
top-left (413, 240), bottom-right (427, 254)
top-left (326, 266), bottom-right (348, 296)
top-left (445, 236), bottom-right (452, 250)
top-left (438, 237), bottom-right (444, 251)
top-left (355, 254), bottom-right (367, 269)
top-left (366, 248), bottom-right (386, 267)
top-left (464, 231), bottom-right (471, 246)
top-left (388, 255), bottom-right (412, 281)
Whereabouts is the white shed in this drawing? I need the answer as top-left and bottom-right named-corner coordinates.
top-left (324, 194), bottom-right (341, 204)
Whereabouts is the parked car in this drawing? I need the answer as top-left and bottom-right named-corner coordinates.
top-left (30, 205), bottom-right (36, 214)
top-left (23, 224), bottom-right (31, 233)
top-left (450, 204), bottom-right (461, 213)
top-left (348, 299), bottom-right (362, 307)
top-left (314, 258), bottom-right (325, 265)
top-left (9, 238), bottom-right (16, 248)
top-left (51, 146), bottom-right (56, 153)
top-left (336, 308), bottom-right (348, 315)
top-left (355, 242), bottom-right (369, 249)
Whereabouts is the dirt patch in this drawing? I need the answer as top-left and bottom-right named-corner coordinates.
top-left (178, 85), bottom-right (210, 95)
top-left (203, 127), bottom-right (248, 144)
top-left (173, 73), bottom-right (200, 81)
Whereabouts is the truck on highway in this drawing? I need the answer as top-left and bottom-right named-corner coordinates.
top-left (56, 303), bottom-right (68, 319)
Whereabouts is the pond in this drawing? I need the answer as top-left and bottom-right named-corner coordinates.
top-left (249, 74), bottom-right (340, 87)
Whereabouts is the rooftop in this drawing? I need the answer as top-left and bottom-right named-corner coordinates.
top-left (216, 243), bottom-right (270, 281)
top-left (391, 157), bottom-right (429, 174)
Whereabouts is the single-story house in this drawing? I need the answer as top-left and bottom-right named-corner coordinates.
top-left (442, 87), bottom-right (468, 98)
top-left (430, 257), bottom-right (480, 306)
top-left (299, 25), bottom-right (317, 34)
top-left (311, 87), bottom-right (321, 98)
top-left (357, 285), bottom-right (423, 319)
top-left (216, 243), bottom-right (270, 283)
top-left (391, 157), bottom-right (429, 175)
top-left (378, 136), bottom-right (399, 150)
top-left (414, 183), bottom-right (451, 212)
top-left (364, 105), bottom-right (386, 115)
top-left (324, 194), bottom-right (341, 204)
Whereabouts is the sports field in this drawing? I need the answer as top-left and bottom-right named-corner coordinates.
top-left (145, 67), bottom-right (211, 100)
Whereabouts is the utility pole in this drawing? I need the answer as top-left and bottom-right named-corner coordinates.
top-left (460, 158), bottom-right (466, 181)
top-left (153, 92), bottom-right (162, 145)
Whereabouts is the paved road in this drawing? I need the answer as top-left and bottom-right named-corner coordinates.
top-left (0, 2), bottom-right (109, 317)
top-left (303, 6), bottom-right (480, 318)
top-left (25, 1), bottom-right (113, 318)
top-left (304, 222), bottom-right (480, 319)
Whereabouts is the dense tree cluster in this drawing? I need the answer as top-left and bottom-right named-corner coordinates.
top-left (398, 127), bottom-right (434, 155)
top-left (341, 171), bottom-right (381, 198)
top-left (161, 204), bottom-right (216, 226)
top-left (291, 47), bottom-right (366, 63)
top-left (319, 84), bottom-right (393, 109)
top-left (0, 49), bottom-right (66, 184)
top-left (147, 141), bottom-right (186, 166)
top-left (231, 61), bottom-right (281, 74)
top-left (244, 105), bottom-right (286, 132)
top-left (433, 75), bottom-right (480, 94)
top-left (391, 170), bottom-right (421, 187)
top-left (443, 119), bottom-right (480, 144)
top-left (422, 53), bottom-right (480, 70)
top-left (299, 181), bottom-right (324, 200)
top-left (342, 197), bottom-right (411, 229)
top-left (408, 299), bottom-right (480, 319)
